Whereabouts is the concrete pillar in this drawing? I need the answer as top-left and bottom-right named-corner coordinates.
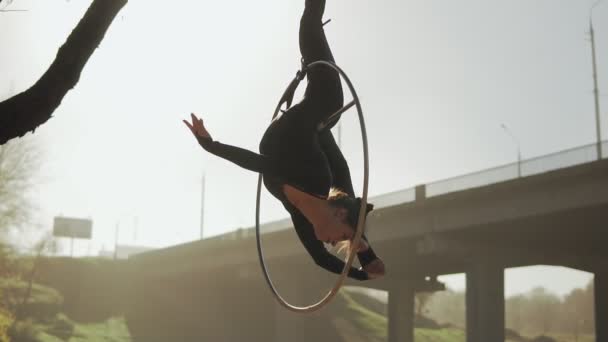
top-left (388, 281), bottom-right (415, 342)
top-left (466, 263), bottom-right (505, 342)
top-left (595, 272), bottom-right (607, 342)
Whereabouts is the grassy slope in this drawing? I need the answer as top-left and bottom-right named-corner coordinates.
top-left (337, 289), bottom-right (466, 342)
top-left (1, 278), bottom-right (131, 341)
top-left (520, 333), bottom-right (595, 342)
top-left (4, 276), bottom-right (594, 342)
top-left (338, 289), bottom-right (598, 342)
top-left (32, 317), bottom-right (131, 342)
top-left (0, 278), bottom-right (62, 309)
top-left (67, 317), bottom-right (131, 342)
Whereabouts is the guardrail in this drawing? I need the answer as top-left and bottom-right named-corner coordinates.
top-left (426, 140), bottom-right (607, 197)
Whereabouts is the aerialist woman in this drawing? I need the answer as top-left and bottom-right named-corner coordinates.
top-left (184, 0), bottom-right (385, 280)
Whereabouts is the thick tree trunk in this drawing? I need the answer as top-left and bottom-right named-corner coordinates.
top-left (0, 0), bottom-right (128, 145)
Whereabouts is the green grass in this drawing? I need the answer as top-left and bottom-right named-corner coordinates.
top-left (1, 276), bottom-right (130, 341)
top-left (35, 331), bottom-right (63, 342)
top-left (339, 289), bottom-right (466, 342)
top-left (339, 289), bottom-right (598, 342)
top-left (0, 278), bottom-right (62, 306)
top-left (520, 332), bottom-right (595, 342)
top-left (68, 317), bottom-right (131, 342)
top-left (29, 316), bottom-right (131, 342)
top-left (340, 290), bottom-right (387, 340)
top-left (415, 328), bottom-right (465, 342)
top-left (0, 306), bottom-right (13, 342)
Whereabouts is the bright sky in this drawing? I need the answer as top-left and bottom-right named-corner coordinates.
top-left (0, 0), bottom-right (605, 296)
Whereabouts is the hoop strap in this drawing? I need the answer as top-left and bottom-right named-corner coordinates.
top-left (278, 58), bottom-right (307, 111)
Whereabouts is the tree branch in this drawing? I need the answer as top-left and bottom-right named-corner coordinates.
top-left (0, 0), bottom-right (128, 145)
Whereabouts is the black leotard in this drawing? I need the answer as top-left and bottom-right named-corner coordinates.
top-left (197, 0), bottom-right (377, 281)
top-left (198, 135), bottom-right (376, 281)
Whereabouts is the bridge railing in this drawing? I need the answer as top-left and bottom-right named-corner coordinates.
top-left (426, 140), bottom-right (608, 198)
top-left (249, 140), bottom-right (607, 235)
top-left (368, 187), bottom-right (417, 208)
top-left (427, 163), bottom-right (517, 198)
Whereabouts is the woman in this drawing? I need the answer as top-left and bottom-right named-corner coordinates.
top-left (184, 0), bottom-right (385, 280)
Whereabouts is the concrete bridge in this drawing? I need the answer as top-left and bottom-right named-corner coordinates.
top-left (127, 141), bottom-right (608, 341)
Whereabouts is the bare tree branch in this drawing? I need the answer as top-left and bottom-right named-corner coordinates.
top-left (0, 0), bottom-right (128, 145)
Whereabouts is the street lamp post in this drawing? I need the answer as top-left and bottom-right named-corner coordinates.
top-left (590, 0), bottom-right (604, 159)
top-left (501, 124), bottom-right (522, 177)
top-left (200, 172), bottom-right (205, 240)
top-left (113, 222), bottom-right (119, 260)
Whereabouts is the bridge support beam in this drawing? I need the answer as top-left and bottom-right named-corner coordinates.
top-left (466, 263), bottom-right (504, 342)
top-left (595, 271), bottom-right (608, 342)
top-left (388, 280), bottom-right (415, 342)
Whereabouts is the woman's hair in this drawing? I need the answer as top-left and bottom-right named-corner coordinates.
top-left (327, 187), bottom-right (374, 254)
top-left (327, 187), bottom-right (374, 228)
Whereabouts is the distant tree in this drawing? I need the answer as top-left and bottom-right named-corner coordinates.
top-left (415, 292), bottom-right (433, 316)
top-left (15, 234), bottom-right (58, 320)
top-left (0, 138), bottom-right (40, 238)
top-left (0, 134), bottom-right (42, 281)
top-left (560, 280), bottom-right (595, 337)
top-left (563, 288), bottom-right (586, 340)
top-left (582, 281), bottom-right (595, 332)
top-left (527, 287), bottom-right (561, 334)
top-left (0, 303), bottom-right (12, 342)
top-left (425, 289), bottom-right (466, 328)
top-left (506, 294), bottom-right (527, 333)
top-left (0, 0), bottom-right (128, 145)
top-left (0, 244), bottom-right (18, 278)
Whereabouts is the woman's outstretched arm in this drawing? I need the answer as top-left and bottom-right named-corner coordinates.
top-left (184, 113), bottom-right (270, 173)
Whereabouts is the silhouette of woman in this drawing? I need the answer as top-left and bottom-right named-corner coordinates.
top-left (184, 0), bottom-right (384, 280)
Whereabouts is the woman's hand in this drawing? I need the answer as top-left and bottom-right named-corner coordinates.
top-left (356, 239), bottom-right (369, 252)
top-left (364, 258), bottom-right (386, 279)
top-left (183, 113), bottom-right (213, 141)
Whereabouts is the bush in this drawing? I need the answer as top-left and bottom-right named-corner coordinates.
top-left (46, 313), bottom-right (74, 340)
top-left (7, 319), bottom-right (41, 342)
top-left (0, 278), bottom-right (63, 320)
top-left (0, 306), bottom-right (14, 342)
top-left (35, 257), bottom-right (130, 322)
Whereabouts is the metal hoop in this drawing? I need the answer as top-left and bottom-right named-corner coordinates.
top-left (255, 60), bottom-right (369, 313)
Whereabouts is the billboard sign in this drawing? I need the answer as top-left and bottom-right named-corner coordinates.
top-left (53, 216), bottom-right (93, 239)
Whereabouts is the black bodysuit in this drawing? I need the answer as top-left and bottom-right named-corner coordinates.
top-left (198, 0), bottom-right (377, 281)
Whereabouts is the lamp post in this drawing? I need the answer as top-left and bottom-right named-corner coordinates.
top-left (113, 222), bottom-right (119, 260)
top-left (200, 172), bottom-right (206, 240)
top-left (501, 124), bottom-right (522, 177)
top-left (590, 0), bottom-right (604, 159)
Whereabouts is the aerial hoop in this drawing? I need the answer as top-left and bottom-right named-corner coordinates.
top-left (255, 60), bottom-right (369, 313)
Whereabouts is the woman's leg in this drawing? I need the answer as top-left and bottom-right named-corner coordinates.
top-left (299, 0), bottom-right (344, 129)
top-left (319, 129), bottom-right (355, 196)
